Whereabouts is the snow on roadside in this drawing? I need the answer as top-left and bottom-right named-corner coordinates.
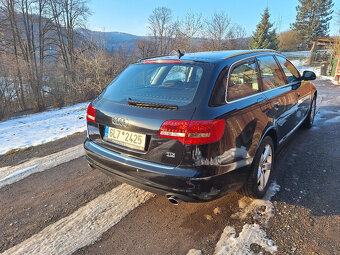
top-left (320, 75), bottom-right (340, 85)
top-left (281, 51), bottom-right (310, 58)
top-left (290, 59), bottom-right (321, 77)
top-left (0, 102), bottom-right (88, 155)
top-left (186, 249), bottom-right (202, 255)
top-left (0, 144), bottom-right (85, 189)
top-left (231, 182), bottom-right (280, 226)
top-left (214, 183), bottom-right (280, 255)
top-left (2, 184), bottom-right (154, 255)
top-left (214, 224), bottom-right (277, 255)
top-left (187, 183), bottom-right (280, 255)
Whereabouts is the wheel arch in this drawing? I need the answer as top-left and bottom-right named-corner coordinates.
top-left (257, 126), bottom-right (278, 153)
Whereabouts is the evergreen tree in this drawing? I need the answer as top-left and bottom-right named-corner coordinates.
top-left (249, 8), bottom-right (279, 50)
top-left (291, 0), bottom-right (334, 49)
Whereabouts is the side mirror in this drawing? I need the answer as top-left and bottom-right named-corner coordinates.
top-left (301, 71), bottom-right (316, 81)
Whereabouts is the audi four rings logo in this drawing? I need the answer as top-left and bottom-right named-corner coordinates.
top-left (112, 116), bottom-right (128, 127)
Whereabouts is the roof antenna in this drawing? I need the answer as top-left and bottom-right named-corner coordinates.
top-left (177, 49), bottom-right (185, 59)
top-left (171, 49), bottom-right (185, 59)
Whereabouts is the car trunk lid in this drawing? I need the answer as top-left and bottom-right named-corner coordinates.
top-left (89, 99), bottom-right (196, 166)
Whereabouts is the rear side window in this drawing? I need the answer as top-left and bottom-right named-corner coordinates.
top-left (275, 56), bottom-right (300, 83)
top-left (257, 56), bottom-right (286, 90)
top-left (227, 60), bottom-right (260, 101)
top-left (101, 63), bottom-right (206, 107)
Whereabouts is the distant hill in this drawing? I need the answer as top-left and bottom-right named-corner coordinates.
top-left (81, 29), bottom-right (250, 52)
top-left (84, 30), bottom-right (142, 51)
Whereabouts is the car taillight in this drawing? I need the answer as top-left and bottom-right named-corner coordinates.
top-left (158, 120), bottom-right (190, 144)
top-left (87, 104), bottom-right (96, 123)
top-left (159, 120), bottom-right (225, 145)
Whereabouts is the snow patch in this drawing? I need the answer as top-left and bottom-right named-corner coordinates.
top-left (2, 184), bottom-right (154, 255)
top-left (232, 183), bottom-right (280, 226)
top-left (0, 144), bottom-right (85, 188)
top-left (290, 59), bottom-right (321, 76)
top-left (324, 115), bottom-right (340, 124)
top-left (314, 108), bottom-right (340, 126)
top-left (214, 224), bottom-right (277, 255)
top-left (281, 51), bottom-right (310, 58)
top-left (213, 184), bottom-right (280, 255)
top-left (186, 183), bottom-right (280, 255)
top-left (0, 102), bottom-right (88, 155)
top-left (320, 76), bottom-right (340, 85)
top-left (187, 249), bottom-right (203, 255)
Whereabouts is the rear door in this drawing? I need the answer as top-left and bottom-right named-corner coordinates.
top-left (256, 55), bottom-right (298, 141)
top-left (196, 58), bottom-right (269, 164)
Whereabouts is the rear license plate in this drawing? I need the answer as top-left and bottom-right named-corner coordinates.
top-left (104, 126), bottom-right (146, 151)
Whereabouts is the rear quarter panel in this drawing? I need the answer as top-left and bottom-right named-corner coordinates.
top-left (181, 94), bottom-right (270, 177)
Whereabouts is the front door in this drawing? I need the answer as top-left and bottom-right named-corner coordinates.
top-left (256, 55), bottom-right (298, 141)
top-left (275, 55), bottom-right (311, 125)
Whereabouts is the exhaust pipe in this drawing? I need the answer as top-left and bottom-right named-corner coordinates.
top-left (167, 195), bottom-right (179, 205)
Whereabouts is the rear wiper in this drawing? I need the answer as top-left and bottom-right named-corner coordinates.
top-left (127, 98), bottom-right (178, 110)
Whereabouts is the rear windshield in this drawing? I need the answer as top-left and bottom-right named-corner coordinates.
top-left (101, 62), bottom-right (207, 107)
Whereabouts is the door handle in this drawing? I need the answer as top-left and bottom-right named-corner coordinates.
top-left (273, 101), bottom-right (279, 110)
top-left (297, 92), bottom-right (301, 98)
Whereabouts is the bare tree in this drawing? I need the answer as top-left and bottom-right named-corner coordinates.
top-left (224, 24), bottom-right (248, 50)
top-left (0, 0), bottom-right (26, 110)
top-left (278, 30), bottom-right (298, 51)
top-left (0, 0), bottom-right (55, 111)
top-left (49, 0), bottom-right (90, 103)
top-left (135, 38), bottom-right (157, 58)
top-left (147, 7), bottom-right (175, 55)
top-left (332, 11), bottom-right (340, 57)
top-left (174, 11), bottom-right (203, 52)
top-left (73, 44), bottom-right (113, 98)
top-left (204, 12), bottom-right (231, 51)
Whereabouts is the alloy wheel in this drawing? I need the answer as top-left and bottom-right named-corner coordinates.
top-left (310, 99), bottom-right (316, 125)
top-left (257, 144), bottom-right (273, 191)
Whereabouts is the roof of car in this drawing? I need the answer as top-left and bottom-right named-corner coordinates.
top-left (140, 49), bottom-right (280, 63)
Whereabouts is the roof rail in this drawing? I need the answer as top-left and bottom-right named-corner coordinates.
top-left (137, 49), bottom-right (186, 62)
top-left (137, 54), bottom-right (169, 62)
top-left (225, 49), bottom-right (280, 59)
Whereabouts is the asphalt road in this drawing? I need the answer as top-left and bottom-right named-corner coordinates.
top-left (0, 80), bottom-right (339, 255)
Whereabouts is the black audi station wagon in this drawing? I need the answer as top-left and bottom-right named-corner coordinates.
top-left (84, 50), bottom-right (317, 204)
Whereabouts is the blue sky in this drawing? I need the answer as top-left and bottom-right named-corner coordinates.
top-left (87, 0), bottom-right (340, 36)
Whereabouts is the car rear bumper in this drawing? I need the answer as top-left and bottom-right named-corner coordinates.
top-left (84, 139), bottom-right (252, 202)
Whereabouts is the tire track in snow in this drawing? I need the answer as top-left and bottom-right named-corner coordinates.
top-left (2, 184), bottom-right (154, 255)
top-left (0, 144), bottom-right (85, 189)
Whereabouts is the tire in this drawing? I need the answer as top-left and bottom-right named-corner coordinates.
top-left (302, 97), bottom-right (316, 129)
top-left (239, 136), bottom-right (274, 198)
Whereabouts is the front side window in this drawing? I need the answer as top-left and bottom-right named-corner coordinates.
top-left (257, 56), bottom-right (286, 90)
top-left (227, 60), bottom-right (260, 101)
top-left (275, 56), bottom-right (300, 83)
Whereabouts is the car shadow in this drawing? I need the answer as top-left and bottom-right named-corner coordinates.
top-left (272, 105), bottom-right (340, 217)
